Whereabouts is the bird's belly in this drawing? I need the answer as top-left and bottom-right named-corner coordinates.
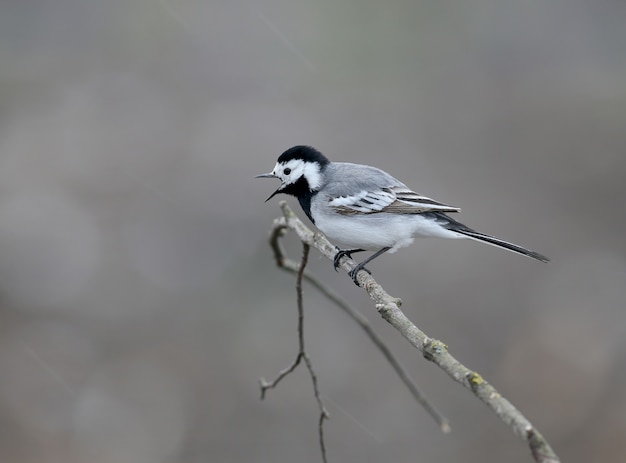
top-left (313, 213), bottom-right (463, 252)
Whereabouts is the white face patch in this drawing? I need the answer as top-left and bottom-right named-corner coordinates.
top-left (273, 159), bottom-right (323, 191)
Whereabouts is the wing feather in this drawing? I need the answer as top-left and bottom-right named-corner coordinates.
top-left (329, 186), bottom-right (460, 215)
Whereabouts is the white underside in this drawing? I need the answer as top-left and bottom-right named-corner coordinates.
top-left (312, 211), bottom-right (464, 252)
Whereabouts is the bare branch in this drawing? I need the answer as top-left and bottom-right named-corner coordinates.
top-left (264, 201), bottom-right (560, 463)
top-left (259, 243), bottom-right (329, 463)
top-left (269, 221), bottom-right (450, 433)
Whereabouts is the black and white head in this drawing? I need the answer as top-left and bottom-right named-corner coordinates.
top-left (256, 146), bottom-right (330, 201)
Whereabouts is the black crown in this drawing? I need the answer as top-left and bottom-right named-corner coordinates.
top-left (278, 146), bottom-right (330, 167)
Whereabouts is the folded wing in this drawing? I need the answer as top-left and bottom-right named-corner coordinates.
top-left (329, 186), bottom-right (461, 215)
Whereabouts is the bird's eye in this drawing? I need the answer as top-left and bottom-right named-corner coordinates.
top-left (283, 168), bottom-right (291, 175)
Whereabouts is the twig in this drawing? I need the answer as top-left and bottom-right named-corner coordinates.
top-left (259, 243), bottom-right (330, 463)
top-left (269, 223), bottom-right (450, 433)
top-left (265, 201), bottom-right (560, 463)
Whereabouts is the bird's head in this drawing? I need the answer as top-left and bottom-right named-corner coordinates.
top-left (256, 145), bottom-right (330, 201)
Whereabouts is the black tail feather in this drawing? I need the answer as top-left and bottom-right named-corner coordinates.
top-left (453, 229), bottom-right (549, 262)
top-left (427, 212), bottom-right (549, 263)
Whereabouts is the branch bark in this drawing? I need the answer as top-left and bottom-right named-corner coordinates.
top-left (265, 201), bottom-right (560, 463)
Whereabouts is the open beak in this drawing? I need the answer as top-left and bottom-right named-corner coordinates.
top-left (255, 172), bottom-right (282, 202)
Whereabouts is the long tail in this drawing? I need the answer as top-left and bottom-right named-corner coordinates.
top-left (428, 212), bottom-right (550, 262)
top-left (453, 228), bottom-right (549, 262)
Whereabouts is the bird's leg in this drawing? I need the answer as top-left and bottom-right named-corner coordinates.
top-left (333, 248), bottom-right (365, 271)
top-left (349, 247), bottom-right (391, 285)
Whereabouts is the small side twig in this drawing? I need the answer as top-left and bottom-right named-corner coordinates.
top-left (263, 201), bottom-right (560, 463)
top-left (259, 243), bottom-right (330, 463)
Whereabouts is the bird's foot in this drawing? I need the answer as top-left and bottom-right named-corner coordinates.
top-left (348, 263), bottom-right (371, 286)
top-left (333, 248), bottom-right (364, 271)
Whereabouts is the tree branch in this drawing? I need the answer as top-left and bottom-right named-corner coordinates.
top-left (259, 242), bottom-right (330, 463)
top-left (268, 219), bottom-right (450, 433)
top-left (264, 201), bottom-right (560, 463)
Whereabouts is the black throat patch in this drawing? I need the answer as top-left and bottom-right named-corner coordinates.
top-left (280, 176), bottom-right (318, 224)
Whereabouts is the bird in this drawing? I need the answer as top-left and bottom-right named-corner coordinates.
top-left (256, 145), bottom-right (548, 285)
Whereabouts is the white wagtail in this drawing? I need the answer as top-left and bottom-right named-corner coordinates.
top-left (257, 145), bottom-right (548, 285)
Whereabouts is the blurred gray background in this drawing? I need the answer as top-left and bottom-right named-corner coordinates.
top-left (1, 1), bottom-right (625, 462)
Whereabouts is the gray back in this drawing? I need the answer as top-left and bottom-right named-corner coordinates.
top-left (321, 162), bottom-right (406, 197)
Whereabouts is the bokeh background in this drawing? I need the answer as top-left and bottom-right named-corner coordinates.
top-left (1, 1), bottom-right (625, 462)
